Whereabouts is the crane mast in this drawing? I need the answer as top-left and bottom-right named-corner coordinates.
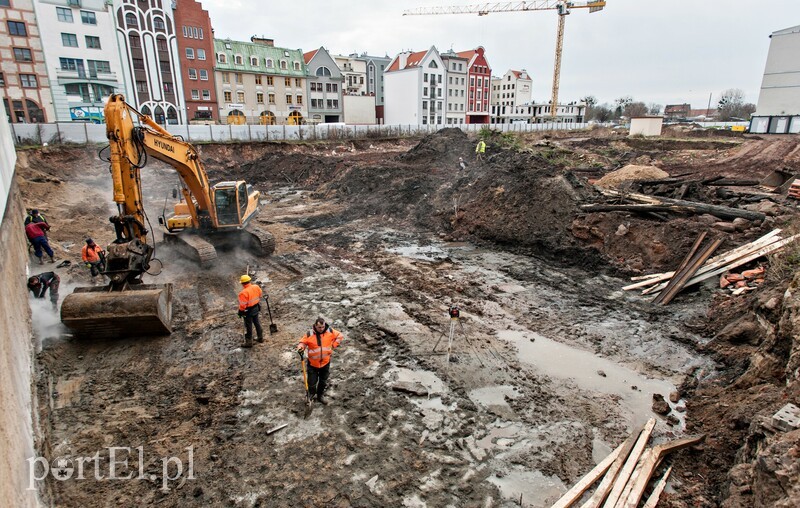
top-left (403, 1), bottom-right (606, 120)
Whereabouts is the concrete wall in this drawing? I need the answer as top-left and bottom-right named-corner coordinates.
top-left (756, 26), bottom-right (800, 116)
top-left (384, 69), bottom-right (420, 125)
top-left (0, 112), bottom-right (39, 506)
top-left (343, 95), bottom-right (376, 124)
top-left (630, 117), bottom-right (664, 136)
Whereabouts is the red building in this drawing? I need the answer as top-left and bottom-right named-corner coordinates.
top-left (173, 0), bottom-right (217, 123)
top-left (457, 46), bottom-right (491, 124)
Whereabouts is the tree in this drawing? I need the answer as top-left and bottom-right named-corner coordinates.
top-left (614, 96), bottom-right (633, 118)
top-left (590, 103), bottom-right (614, 123)
top-left (717, 88), bottom-right (755, 121)
top-left (581, 95), bottom-right (598, 109)
top-left (623, 101), bottom-right (648, 118)
top-left (648, 103), bottom-right (663, 115)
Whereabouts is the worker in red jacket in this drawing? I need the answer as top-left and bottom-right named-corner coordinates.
top-left (81, 238), bottom-right (106, 277)
top-left (25, 221), bottom-right (54, 264)
top-left (27, 272), bottom-right (60, 309)
top-left (237, 274), bottom-right (263, 348)
top-left (296, 318), bottom-right (344, 405)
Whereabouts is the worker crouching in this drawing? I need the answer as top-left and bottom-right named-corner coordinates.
top-left (296, 318), bottom-right (344, 405)
top-left (237, 274), bottom-right (264, 348)
top-left (28, 272), bottom-right (60, 310)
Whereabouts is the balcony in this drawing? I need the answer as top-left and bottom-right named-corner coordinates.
top-left (57, 69), bottom-right (119, 85)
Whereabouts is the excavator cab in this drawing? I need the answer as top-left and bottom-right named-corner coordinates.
top-left (212, 181), bottom-right (260, 228)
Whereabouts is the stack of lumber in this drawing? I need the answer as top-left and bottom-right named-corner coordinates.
top-left (550, 419), bottom-right (704, 508)
top-left (788, 181), bottom-right (800, 200)
top-left (623, 229), bottom-right (800, 302)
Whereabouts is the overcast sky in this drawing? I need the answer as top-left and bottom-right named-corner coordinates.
top-left (201, 0), bottom-right (798, 109)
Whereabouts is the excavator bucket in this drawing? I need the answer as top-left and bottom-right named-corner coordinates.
top-left (61, 284), bottom-right (173, 339)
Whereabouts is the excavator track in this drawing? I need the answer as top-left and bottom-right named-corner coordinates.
top-left (163, 232), bottom-right (218, 267)
top-left (243, 224), bottom-right (276, 256)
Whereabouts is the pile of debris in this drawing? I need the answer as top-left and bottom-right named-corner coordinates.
top-left (623, 229), bottom-right (799, 303)
top-left (719, 266), bottom-right (766, 295)
top-left (552, 418), bottom-right (704, 508)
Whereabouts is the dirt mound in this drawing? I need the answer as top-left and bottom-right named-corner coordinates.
top-left (594, 164), bottom-right (669, 189)
top-left (399, 128), bottom-right (472, 164)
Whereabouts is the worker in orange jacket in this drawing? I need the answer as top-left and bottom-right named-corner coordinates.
top-left (296, 317), bottom-right (344, 405)
top-left (81, 238), bottom-right (106, 278)
top-left (237, 274), bottom-right (263, 348)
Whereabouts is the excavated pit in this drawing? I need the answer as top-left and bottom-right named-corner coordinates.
top-left (18, 129), bottom-right (800, 507)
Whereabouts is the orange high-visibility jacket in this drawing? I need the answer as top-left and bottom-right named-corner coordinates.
top-left (298, 326), bottom-right (343, 368)
top-left (82, 244), bottom-right (103, 263)
top-left (238, 283), bottom-right (262, 311)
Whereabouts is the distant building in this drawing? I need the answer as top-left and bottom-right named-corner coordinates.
top-left (440, 50), bottom-right (468, 125)
top-left (304, 46), bottom-right (344, 124)
top-left (173, 0), bottom-right (218, 123)
top-left (333, 53), bottom-right (376, 124)
top-left (214, 37), bottom-right (308, 125)
top-left (751, 25), bottom-right (800, 133)
top-left (456, 47), bottom-right (491, 124)
top-left (384, 46), bottom-right (445, 126)
top-left (34, 0), bottom-right (126, 123)
top-left (113, 0), bottom-right (185, 124)
top-left (355, 53), bottom-right (390, 122)
top-left (490, 69), bottom-right (532, 124)
top-left (1, 0), bottom-right (55, 123)
top-left (517, 101), bottom-right (586, 124)
top-left (664, 103), bottom-right (690, 120)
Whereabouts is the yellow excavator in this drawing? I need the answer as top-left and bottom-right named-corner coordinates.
top-left (60, 94), bottom-right (274, 338)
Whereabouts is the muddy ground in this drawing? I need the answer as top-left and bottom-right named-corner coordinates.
top-left (17, 127), bottom-right (800, 507)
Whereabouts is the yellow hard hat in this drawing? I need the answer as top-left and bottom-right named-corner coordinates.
top-left (240, 274), bottom-right (251, 283)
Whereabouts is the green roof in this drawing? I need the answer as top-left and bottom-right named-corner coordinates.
top-left (213, 39), bottom-right (308, 77)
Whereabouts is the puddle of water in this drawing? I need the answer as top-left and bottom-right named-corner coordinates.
top-left (475, 421), bottom-right (528, 450)
top-left (501, 330), bottom-right (677, 425)
top-left (468, 385), bottom-right (519, 411)
top-left (384, 367), bottom-right (447, 395)
top-left (410, 397), bottom-right (456, 412)
top-left (487, 469), bottom-right (566, 507)
top-left (386, 244), bottom-right (447, 261)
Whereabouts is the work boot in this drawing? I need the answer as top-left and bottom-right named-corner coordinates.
top-left (38, 257), bottom-right (44, 265)
top-left (242, 338), bottom-right (253, 348)
top-left (256, 336), bottom-right (264, 343)
top-left (316, 395), bottom-right (328, 405)
top-left (48, 256), bottom-right (55, 263)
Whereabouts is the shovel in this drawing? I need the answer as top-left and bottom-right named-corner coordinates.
top-left (265, 296), bottom-right (278, 334)
top-left (299, 351), bottom-right (312, 419)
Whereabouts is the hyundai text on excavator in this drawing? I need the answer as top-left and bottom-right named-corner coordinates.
top-left (60, 94), bottom-right (275, 338)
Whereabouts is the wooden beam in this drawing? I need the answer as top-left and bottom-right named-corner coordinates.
top-left (641, 466), bottom-right (672, 508)
top-left (655, 238), bottom-right (722, 305)
top-left (550, 443), bottom-right (624, 508)
top-left (592, 188), bottom-right (767, 221)
top-left (600, 418), bottom-right (656, 508)
top-left (622, 435), bottom-right (705, 508)
top-left (578, 424), bottom-right (644, 508)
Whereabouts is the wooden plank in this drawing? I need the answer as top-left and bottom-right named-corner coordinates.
top-left (600, 418), bottom-right (656, 508)
top-left (640, 466), bottom-right (672, 508)
top-left (613, 451), bottom-right (650, 508)
top-left (578, 425), bottom-right (645, 508)
top-left (550, 443), bottom-right (624, 508)
top-left (656, 238), bottom-right (723, 305)
top-left (651, 231), bottom-right (707, 305)
top-left (622, 435), bottom-right (705, 508)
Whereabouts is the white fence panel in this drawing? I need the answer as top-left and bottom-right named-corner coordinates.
top-left (187, 125), bottom-right (213, 142)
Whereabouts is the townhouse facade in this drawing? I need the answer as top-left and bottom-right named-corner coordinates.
top-left (384, 46), bottom-right (445, 126)
top-left (355, 53), bottom-right (390, 122)
top-left (490, 69), bottom-right (532, 124)
top-left (113, 0), bottom-right (185, 124)
top-left (334, 53), bottom-right (367, 96)
top-left (1, 0), bottom-right (55, 123)
top-left (440, 50), bottom-right (468, 125)
top-left (456, 46), bottom-right (491, 124)
top-left (304, 46), bottom-right (343, 124)
top-left (35, 0), bottom-right (126, 123)
top-left (173, 0), bottom-right (217, 123)
top-left (215, 37), bottom-right (308, 125)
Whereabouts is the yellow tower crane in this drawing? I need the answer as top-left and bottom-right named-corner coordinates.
top-left (403, 1), bottom-right (606, 120)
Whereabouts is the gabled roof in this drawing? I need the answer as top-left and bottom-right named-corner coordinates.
top-left (303, 49), bottom-right (319, 64)
top-left (386, 50), bottom-right (428, 72)
top-left (772, 25), bottom-right (800, 36)
top-left (213, 38), bottom-right (307, 76)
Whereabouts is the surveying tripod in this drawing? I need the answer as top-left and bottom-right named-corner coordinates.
top-left (432, 306), bottom-right (484, 367)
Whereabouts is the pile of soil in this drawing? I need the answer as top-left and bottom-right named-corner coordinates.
top-left (594, 164), bottom-right (669, 189)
